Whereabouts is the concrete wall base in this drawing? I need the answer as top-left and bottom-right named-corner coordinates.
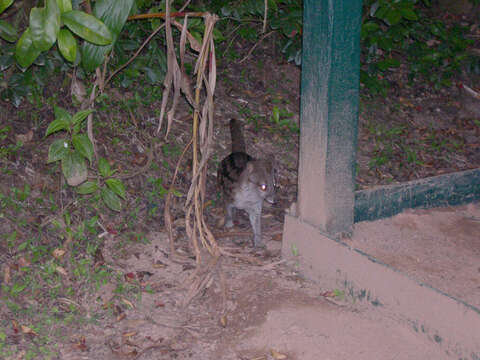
top-left (282, 213), bottom-right (480, 359)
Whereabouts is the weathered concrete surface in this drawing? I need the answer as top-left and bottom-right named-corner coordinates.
top-left (355, 168), bottom-right (480, 222)
top-left (282, 211), bottom-right (480, 359)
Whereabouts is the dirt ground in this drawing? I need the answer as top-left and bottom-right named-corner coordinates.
top-left (54, 229), bottom-right (457, 360)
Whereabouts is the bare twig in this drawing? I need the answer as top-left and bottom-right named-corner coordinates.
top-left (238, 31), bottom-right (275, 64)
top-left (165, 138), bottom-right (193, 256)
top-left (262, 0), bottom-right (268, 34)
top-left (182, 255), bottom-right (220, 307)
top-left (105, 23), bottom-right (166, 88)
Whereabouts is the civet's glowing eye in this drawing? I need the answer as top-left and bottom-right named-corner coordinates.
top-left (260, 184), bottom-right (267, 191)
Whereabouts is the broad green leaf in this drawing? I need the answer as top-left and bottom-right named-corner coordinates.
top-left (376, 58), bottom-right (401, 71)
top-left (0, 19), bottom-right (16, 42)
top-left (62, 10), bottom-right (112, 45)
top-left (0, 0), bottom-right (13, 14)
top-left (15, 28), bottom-right (42, 68)
top-left (93, 0), bottom-right (134, 35)
top-left (62, 151), bottom-right (87, 186)
top-left (30, 0), bottom-right (60, 52)
top-left (54, 105), bottom-right (72, 122)
top-left (71, 109), bottom-right (93, 126)
top-left (72, 133), bottom-right (93, 163)
top-left (374, 4), bottom-right (388, 20)
top-left (101, 187), bottom-right (122, 211)
top-left (98, 157), bottom-right (111, 178)
top-left (57, 28), bottom-right (76, 62)
top-left (144, 67), bottom-right (164, 84)
top-left (76, 181), bottom-right (98, 194)
top-left (105, 178), bottom-right (126, 199)
top-left (47, 138), bottom-right (69, 163)
top-left (81, 0), bottom-right (133, 72)
top-left (0, 53), bottom-right (14, 70)
top-left (45, 118), bottom-right (70, 136)
top-left (362, 21), bottom-right (380, 35)
top-left (399, 7), bottom-right (418, 21)
top-left (56, 0), bottom-right (72, 13)
top-left (385, 9), bottom-right (402, 25)
top-left (80, 41), bottom-right (110, 72)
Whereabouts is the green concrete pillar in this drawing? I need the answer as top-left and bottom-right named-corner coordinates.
top-left (297, 0), bottom-right (362, 236)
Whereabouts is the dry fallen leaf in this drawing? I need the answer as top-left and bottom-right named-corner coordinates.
top-left (219, 314), bottom-right (227, 328)
top-left (270, 349), bottom-right (287, 359)
top-left (123, 331), bottom-right (137, 338)
top-left (3, 264), bottom-right (11, 285)
top-left (271, 233), bottom-right (283, 242)
top-left (18, 257), bottom-right (31, 268)
top-left (124, 272), bottom-right (136, 282)
top-left (72, 336), bottom-right (89, 352)
top-left (55, 266), bottom-right (68, 276)
top-left (121, 297), bottom-right (135, 309)
top-left (52, 248), bottom-right (66, 259)
top-left (15, 130), bottom-right (33, 144)
top-left (21, 325), bottom-right (38, 336)
top-left (11, 320), bottom-right (19, 332)
top-left (133, 152), bottom-right (148, 166)
top-left (154, 300), bottom-right (165, 308)
top-left (321, 291), bottom-right (336, 298)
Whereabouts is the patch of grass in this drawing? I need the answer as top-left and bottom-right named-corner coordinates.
top-left (0, 126), bottom-right (22, 161)
top-left (238, 106), bottom-right (264, 130)
top-left (0, 217), bottom-right (121, 358)
top-left (405, 146), bottom-right (424, 166)
top-left (269, 105), bottom-right (299, 133)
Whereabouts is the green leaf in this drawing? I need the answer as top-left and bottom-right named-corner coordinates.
top-left (56, 0), bottom-right (72, 13)
top-left (76, 181), bottom-right (98, 194)
top-left (0, 0), bottom-right (13, 14)
top-left (72, 134), bottom-right (93, 164)
top-left (11, 282), bottom-right (27, 295)
top-left (57, 28), bottom-right (76, 62)
top-left (47, 138), bottom-right (69, 163)
top-left (362, 21), bottom-right (380, 35)
top-left (80, 42), bottom-right (111, 73)
top-left (399, 7), bottom-right (418, 21)
top-left (101, 187), bottom-right (122, 211)
top-left (374, 4), bottom-right (388, 20)
top-left (98, 157), bottom-right (111, 178)
top-left (376, 58), bottom-right (400, 71)
top-left (272, 106), bottom-right (280, 123)
top-left (81, 0), bottom-right (133, 72)
top-left (105, 178), bottom-right (126, 199)
top-left (172, 188), bottom-right (182, 197)
top-left (71, 109), bottom-right (93, 126)
top-left (45, 118), bottom-right (70, 136)
top-left (62, 151), bottom-right (88, 186)
top-left (62, 10), bottom-right (113, 45)
top-left (15, 28), bottom-right (42, 68)
top-left (93, 0), bottom-right (134, 35)
top-left (54, 105), bottom-right (73, 122)
top-left (385, 9), bottom-right (402, 25)
top-left (30, 0), bottom-right (60, 52)
top-left (0, 19), bottom-right (16, 42)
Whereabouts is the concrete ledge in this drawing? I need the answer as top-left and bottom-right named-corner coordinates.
top-left (354, 168), bottom-right (480, 222)
top-left (282, 214), bottom-right (480, 359)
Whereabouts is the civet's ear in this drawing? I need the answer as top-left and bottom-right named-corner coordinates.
top-left (246, 162), bottom-right (254, 173)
